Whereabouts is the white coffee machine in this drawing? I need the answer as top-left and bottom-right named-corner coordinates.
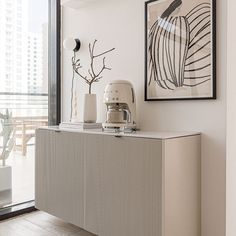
top-left (102, 80), bottom-right (137, 132)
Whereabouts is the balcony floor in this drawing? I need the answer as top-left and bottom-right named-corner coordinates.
top-left (4, 145), bottom-right (35, 207)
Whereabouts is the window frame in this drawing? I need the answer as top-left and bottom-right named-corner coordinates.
top-left (48, 0), bottom-right (61, 125)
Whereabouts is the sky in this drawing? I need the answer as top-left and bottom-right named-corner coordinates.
top-left (27, 0), bottom-right (48, 33)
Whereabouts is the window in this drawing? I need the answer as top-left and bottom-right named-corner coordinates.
top-left (0, 0), bottom-right (60, 215)
top-left (5, 52), bottom-right (11, 57)
top-left (6, 3), bottom-right (12, 8)
top-left (6, 31), bottom-right (12, 36)
top-left (6, 23), bottom-right (12, 28)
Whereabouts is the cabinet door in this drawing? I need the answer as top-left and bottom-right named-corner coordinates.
top-left (35, 129), bottom-right (85, 228)
top-left (83, 133), bottom-right (103, 235)
top-left (99, 136), bottom-right (163, 236)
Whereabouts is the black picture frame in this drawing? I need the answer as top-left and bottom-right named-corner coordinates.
top-left (145, 0), bottom-right (216, 101)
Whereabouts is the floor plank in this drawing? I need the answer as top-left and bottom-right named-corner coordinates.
top-left (0, 211), bottom-right (95, 236)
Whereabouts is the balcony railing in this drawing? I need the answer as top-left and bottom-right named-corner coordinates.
top-left (0, 92), bottom-right (49, 158)
top-left (0, 92), bottom-right (48, 118)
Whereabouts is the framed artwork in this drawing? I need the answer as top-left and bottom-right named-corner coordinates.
top-left (145, 0), bottom-right (216, 101)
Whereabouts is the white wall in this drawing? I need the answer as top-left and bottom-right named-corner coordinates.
top-left (62, 1), bottom-right (227, 235)
top-left (226, 0), bottom-right (236, 235)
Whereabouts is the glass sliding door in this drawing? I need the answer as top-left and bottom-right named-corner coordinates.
top-left (0, 0), bottom-right (58, 209)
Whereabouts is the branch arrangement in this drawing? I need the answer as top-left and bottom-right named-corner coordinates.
top-left (72, 40), bottom-right (115, 94)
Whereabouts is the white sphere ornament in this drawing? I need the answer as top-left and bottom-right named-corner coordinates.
top-left (63, 38), bottom-right (81, 52)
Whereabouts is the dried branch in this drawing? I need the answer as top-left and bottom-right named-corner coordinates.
top-left (94, 77), bottom-right (102, 82)
top-left (88, 69), bottom-right (93, 79)
top-left (74, 39), bottom-right (115, 94)
top-left (96, 58), bottom-right (106, 77)
top-left (94, 47), bottom-right (115, 58)
top-left (92, 40), bottom-right (97, 54)
top-left (73, 58), bottom-right (90, 85)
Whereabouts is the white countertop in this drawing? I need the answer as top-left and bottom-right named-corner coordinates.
top-left (39, 126), bottom-right (200, 140)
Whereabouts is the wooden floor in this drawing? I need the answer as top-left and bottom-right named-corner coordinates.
top-left (0, 211), bottom-right (95, 236)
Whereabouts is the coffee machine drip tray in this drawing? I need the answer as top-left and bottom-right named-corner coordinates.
top-left (102, 123), bottom-right (137, 133)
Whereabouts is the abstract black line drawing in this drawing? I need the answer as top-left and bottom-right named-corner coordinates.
top-left (145, 0), bottom-right (216, 100)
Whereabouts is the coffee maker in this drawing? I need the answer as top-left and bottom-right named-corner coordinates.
top-left (102, 80), bottom-right (137, 132)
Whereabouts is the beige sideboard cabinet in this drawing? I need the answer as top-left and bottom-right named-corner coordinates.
top-left (35, 127), bottom-right (201, 236)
